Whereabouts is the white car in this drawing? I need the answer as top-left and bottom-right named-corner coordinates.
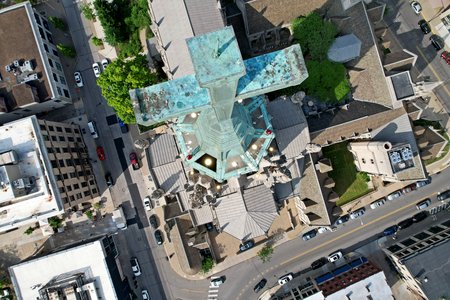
top-left (411, 1), bottom-right (422, 14)
top-left (350, 208), bottom-right (365, 219)
top-left (278, 273), bottom-right (293, 286)
top-left (387, 191), bottom-right (402, 201)
top-left (92, 62), bottom-right (101, 78)
top-left (143, 197), bottom-right (152, 211)
top-left (370, 198), bottom-right (385, 209)
top-left (142, 290), bottom-right (150, 300)
top-left (101, 58), bottom-right (109, 70)
top-left (210, 276), bottom-right (225, 287)
top-left (328, 251), bottom-right (343, 263)
top-left (318, 227), bottom-right (330, 234)
top-left (74, 71), bottom-right (83, 87)
top-left (130, 257), bottom-right (141, 277)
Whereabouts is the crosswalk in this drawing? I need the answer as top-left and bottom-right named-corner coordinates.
top-left (207, 276), bottom-right (221, 300)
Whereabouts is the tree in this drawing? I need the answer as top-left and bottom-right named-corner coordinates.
top-left (80, 3), bottom-right (96, 21)
top-left (201, 256), bottom-right (214, 273)
top-left (94, 0), bottom-right (130, 46)
top-left (97, 55), bottom-right (159, 123)
top-left (48, 16), bottom-right (67, 31)
top-left (56, 44), bottom-right (76, 58)
top-left (292, 12), bottom-right (337, 61)
top-left (92, 36), bottom-right (104, 47)
top-left (300, 60), bottom-right (350, 103)
top-left (85, 210), bottom-right (94, 220)
top-left (24, 226), bottom-right (35, 235)
top-left (118, 31), bottom-right (142, 58)
top-left (48, 216), bottom-right (62, 231)
top-left (125, 0), bottom-right (151, 31)
top-left (93, 202), bottom-right (102, 210)
top-left (258, 244), bottom-right (274, 263)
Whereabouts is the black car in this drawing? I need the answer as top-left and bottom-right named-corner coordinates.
top-left (397, 218), bottom-right (414, 230)
top-left (149, 215), bottom-right (158, 229)
top-left (412, 211), bottom-right (428, 223)
top-left (437, 189), bottom-right (450, 201)
top-left (240, 240), bottom-right (255, 252)
top-left (430, 35), bottom-right (444, 51)
top-left (154, 229), bottom-right (164, 245)
top-left (311, 257), bottom-right (327, 270)
top-left (383, 225), bottom-right (399, 236)
top-left (334, 214), bottom-right (350, 226)
top-left (302, 229), bottom-right (317, 241)
top-left (105, 173), bottom-right (114, 187)
top-left (253, 278), bottom-right (267, 293)
top-left (418, 19), bottom-right (431, 34)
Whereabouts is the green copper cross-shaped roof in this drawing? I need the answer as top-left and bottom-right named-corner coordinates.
top-left (130, 26), bottom-right (308, 182)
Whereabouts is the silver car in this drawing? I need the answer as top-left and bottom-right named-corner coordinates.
top-left (387, 191), bottom-right (402, 201)
top-left (350, 208), bottom-right (365, 219)
top-left (416, 198), bottom-right (431, 210)
top-left (74, 71), bottom-right (83, 87)
top-left (370, 198), bottom-right (385, 209)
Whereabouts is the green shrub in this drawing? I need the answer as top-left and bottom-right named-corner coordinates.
top-left (201, 257), bottom-right (214, 273)
top-left (56, 44), bottom-right (76, 58)
top-left (48, 16), bottom-right (67, 31)
top-left (80, 3), bottom-right (96, 21)
top-left (92, 36), bottom-right (104, 47)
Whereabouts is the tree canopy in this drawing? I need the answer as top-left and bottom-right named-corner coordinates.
top-left (257, 244), bottom-right (274, 263)
top-left (300, 60), bottom-right (350, 103)
top-left (292, 12), bottom-right (337, 61)
top-left (94, 0), bottom-right (129, 46)
top-left (201, 256), bottom-right (214, 273)
top-left (97, 55), bottom-right (159, 124)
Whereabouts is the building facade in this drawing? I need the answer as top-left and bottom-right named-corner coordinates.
top-left (0, 2), bottom-right (72, 125)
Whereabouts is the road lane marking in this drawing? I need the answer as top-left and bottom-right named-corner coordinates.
top-left (415, 46), bottom-right (450, 97)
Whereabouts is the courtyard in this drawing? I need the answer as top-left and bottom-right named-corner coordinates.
top-left (322, 142), bottom-right (373, 206)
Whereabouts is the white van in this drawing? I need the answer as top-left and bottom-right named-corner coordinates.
top-left (87, 121), bottom-right (98, 139)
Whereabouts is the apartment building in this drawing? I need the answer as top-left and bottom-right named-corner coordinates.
top-left (9, 235), bottom-right (132, 300)
top-left (0, 116), bottom-right (98, 233)
top-left (0, 2), bottom-right (72, 125)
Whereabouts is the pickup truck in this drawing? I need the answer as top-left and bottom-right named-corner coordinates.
top-left (129, 152), bottom-right (140, 170)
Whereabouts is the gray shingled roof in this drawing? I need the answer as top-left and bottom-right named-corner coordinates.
top-left (152, 161), bottom-right (187, 193)
top-left (215, 184), bottom-right (277, 240)
top-left (327, 34), bottom-right (362, 63)
top-left (148, 134), bottom-right (179, 167)
top-left (184, 0), bottom-right (225, 36)
top-left (274, 157), bottom-right (303, 200)
top-left (267, 99), bottom-right (310, 159)
top-left (389, 72), bottom-right (414, 100)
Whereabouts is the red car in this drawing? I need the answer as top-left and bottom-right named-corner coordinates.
top-left (441, 51), bottom-right (450, 65)
top-left (130, 152), bottom-right (140, 170)
top-left (96, 146), bottom-right (105, 161)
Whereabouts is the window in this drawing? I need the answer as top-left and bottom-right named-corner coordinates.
top-left (38, 27), bottom-right (45, 40)
top-left (74, 128), bottom-right (80, 134)
top-left (55, 148), bottom-right (61, 153)
top-left (48, 58), bottom-right (54, 67)
top-left (43, 19), bottom-right (49, 30)
top-left (59, 187), bottom-right (65, 193)
top-left (84, 190), bottom-right (91, 197)
top-left (92, 188), bottom-right (98, 195)
top-left (51, 136), bottom-right (57, 141)
top-left (48, 126), bottom-right (54, 131)
top-left (43, 135), bottom-right (49, 141)
top-left (70, 172), bottom-right (76, 178)
top-left (62, 197), bottom-right (68, 204)
top-left (65, 127), bottom-right (72, 133)
top-left (40, 124), bottom-right (46, 130)
top-left (57, 87), bottom-right (62, 96)
top-left (63, 147), bottom-right (69, 153)
top-left (63, 174), bottom-right (68, 179)
top-left (68, 137), bottom-right (74, 142)
top-left (70, 195), bottom-right (75, 201)
top-left (46, 32), bottom-right (53, 44)
top-left (89, 180), bottom-right (95, 185)
top-left (81, 182), bottom-right (88, 187)
top-left (76, 137), bottom-right (82, 142)
top-left (58, 159), bottom-right (65, 167)
top-left (56, 126), bottom-right (63, 132)
top-left (58, 136), bottom-right (65, 142)
top-left (52, 49), bottom-right (59, 57)
top-left (63, 89), bottom-right (70, 98)
top-left (56, 174), bottom-right (62, 180)
top-left (52, 73), bottom-right (58, 82)
top-left (73, 183), bottom-right (80, 189)
top-left (59, 76), bottom-right (66, 85)
top-left (51, 160), bottom-right (57, 168)
top-left (78, 171), bottom-right (85, 177)
top-left (55, 61), bottom-right (62, 71)
top-left (74, 159), bottom-right (80, 165)
top-left (47, 148), bottom-right (54, 153)
top-left (34, 13), bottom-right (41, 25)
top-left (43, 43), bottom-right (49, 53)
top-left (65, 159), bottom-right (73, 166)
top-left (67, 185), bottom-right (72, 191)
top-left (76, 193), bottom-right (82, 199)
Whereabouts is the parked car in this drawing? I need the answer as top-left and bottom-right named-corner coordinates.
top-left (350, 208), bottom-right (365, 219)
top-left (130, 257), bottom-right (141, 276)
top-left (205, 222), bottom-right (214, 231)
top-left (278, 273), bottom-right (293, 286)
top-left (387, 191), bottom-right (402, 201)
top-left (105, 173), bottom-right (114, 187)
top-left (418, 19), bottom-right (431, 34)
top-left (101, 58), bottom-right (109, 70)
top-left (398, 218), bottom-right (414, 230)
top-left (96, 146), bottom-right (105, 161)
top-left (240, 240), bottom-right (255, 252)
top-left (253, 278), bottom-right (267, 293)
top-left (74, 71), bottom-right (83, 87)
top-left (401, 184), bottom-right (417, 194)
top-left (311, 258), bottom-right (327, 270)
top-left (143, 196), bottom-right (152, 211)
top-left (416, 177), bottom-right (431, 188)
top-left (328, 251), bottom-right (343, 263)
top-left (318, 227), bottom-right (330, 234)
top-left (129, 152), bottom-right (140, 170)
top-left (149, 215), bottom-right (158, 229)
top-left (416, 198), bottom-right (431, 210)
top-left (370, 198), bottom-right (385, 209)
top-left (441, 51), bottom-right (450, 65)
top-left (142, 290), bottom-right (150, 300)
top-left (154, 229), bottom-right (163, 245)
top-left (412, 211), bottom-right (428, 223)
top-left (411, 1), bottom-right (422, 14)
top-left (437, 189), bottom-right (450, 201)
top-left (430, 35), bottom-right (444, 51)
top-left (118, 117), bottom-right (128, 133)
top-left (211, 276), bottom-right (225, 287)
top-left (302, 229), bottom-right (317, 241)
top-left (92, 62), bottom-right (101, 77)
top-left (383, 225), bottom-right (399, 236)
top-left (334, 214), bottom-right (350, 225)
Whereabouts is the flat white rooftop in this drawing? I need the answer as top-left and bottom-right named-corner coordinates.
top-left (0, 116), bottom-right (62, 232)
top-left (9, 239), bottom-right (117, 300)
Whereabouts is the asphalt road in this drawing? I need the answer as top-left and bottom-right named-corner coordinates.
top-left (382, 0), bottom-right (450, 112)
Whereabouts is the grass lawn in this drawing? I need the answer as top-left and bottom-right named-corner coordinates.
top-left (321, 142), bottom-right (372, 206)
